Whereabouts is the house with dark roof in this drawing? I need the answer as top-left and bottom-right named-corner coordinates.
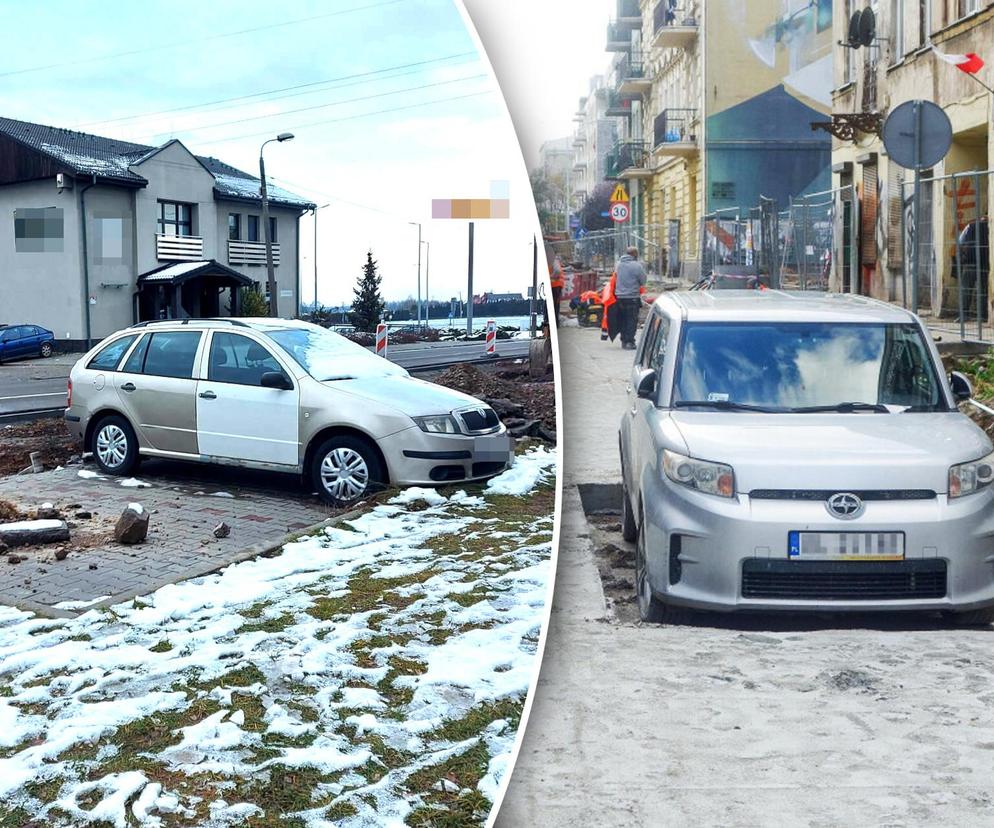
top-left (0, 117), bottom-right (315, 346)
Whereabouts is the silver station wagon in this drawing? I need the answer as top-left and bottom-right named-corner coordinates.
top-left (619, 291), bottom-right (994, 625)
top-left (65, 319), bottom-right (513, 505)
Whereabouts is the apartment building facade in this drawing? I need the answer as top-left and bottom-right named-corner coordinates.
top-left (0, 117), bottom-right (314, 347)
top-left (571, 75), bottom-right (616, 210)
top-left (602, 0), bottom-right (833, 277)
top-left (830, 0), bottom-right (993, 317)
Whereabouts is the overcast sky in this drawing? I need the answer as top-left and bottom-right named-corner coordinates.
top-left (463, 0), bottom-right (615, 170)
top-left (2, 0), bottom-right (540, 309)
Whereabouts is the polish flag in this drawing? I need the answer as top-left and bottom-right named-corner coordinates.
top-left (932, 46), bottom-right (985, 75)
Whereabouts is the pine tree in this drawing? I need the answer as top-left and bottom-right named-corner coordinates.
top-left (349, 251), bottom-right (386, 332)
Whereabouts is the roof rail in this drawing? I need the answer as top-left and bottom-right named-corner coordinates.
top-left (130, 318), bottom-right (251, 329)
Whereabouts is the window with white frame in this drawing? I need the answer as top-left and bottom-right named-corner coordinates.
top-left (891, 0), bottom-right (905, 62)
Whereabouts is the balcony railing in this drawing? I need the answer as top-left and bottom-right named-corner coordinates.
top-left (652, 0), bottom-right (698, 48)
top-left (617, 0), bottom-right (640, 20)
top-left (228, 239), bottom-right (281, 266)
top-left (653, 108), bottom-right (698, 155)
top-left (606, 21), bottom-right (632, 51)
top-left (613, 140), bottom-right (654, 178)
top-left (618, 50), bottom-right (652, 98)
top-left (156, 233), bottom-right (203, 262)
top-left (605, 90), bottom-right (633, 118)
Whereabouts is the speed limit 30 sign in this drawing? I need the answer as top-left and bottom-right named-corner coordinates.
top-left (610, 201), bottom-right (630, 223)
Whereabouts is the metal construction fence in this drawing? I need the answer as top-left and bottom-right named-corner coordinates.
top-left (699, 197), bottom-right (786, 287)
top-left (901, 168), bottom-right (991, 343)
top-left (547, 224), bottom-right (672, 278)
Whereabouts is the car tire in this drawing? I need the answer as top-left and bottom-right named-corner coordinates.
top-left (311, 435), bottom-right (385, 507)
top-left (621, 482), bottom-right (637, 543)
top-left (635, 518), bottom-right (670, 624)
top-left (40, 342), bottom-right (53, 358)
top-left (950, 607), bottom-right (994, 626)
top-left (90, 415), bottom-right (140, 476)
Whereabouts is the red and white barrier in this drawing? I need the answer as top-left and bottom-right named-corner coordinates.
top-left (485, 319), bottom-right (497, 357)
top-left (375, 324), bottom-right (388, 358)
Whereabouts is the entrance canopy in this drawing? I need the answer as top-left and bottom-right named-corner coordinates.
top-left (136, 260), bottom-right (254, 321)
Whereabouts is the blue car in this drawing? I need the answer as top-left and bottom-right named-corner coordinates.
top-left (0, 324), bottom-right (56, 363)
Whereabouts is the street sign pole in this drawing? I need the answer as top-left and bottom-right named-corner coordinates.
top-left (910, 101), bottom-right (922, 314)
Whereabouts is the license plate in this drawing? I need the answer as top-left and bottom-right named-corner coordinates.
top-left (473, 433), bottom-right (512, 460)
top-left (788, 531), bottom-right (905, 561)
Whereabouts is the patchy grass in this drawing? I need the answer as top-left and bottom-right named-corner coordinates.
top-left (0, 449), bottom-right (556, 827)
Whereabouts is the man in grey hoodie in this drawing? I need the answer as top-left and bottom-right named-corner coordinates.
top-left (615, 247), bottom-right (646, 349)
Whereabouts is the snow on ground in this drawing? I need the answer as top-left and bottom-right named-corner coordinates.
top-left (0, 446), bottom-right (556, 827)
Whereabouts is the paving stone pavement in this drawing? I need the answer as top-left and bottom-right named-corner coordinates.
top-left (0, 459), bottom-right (335, 616)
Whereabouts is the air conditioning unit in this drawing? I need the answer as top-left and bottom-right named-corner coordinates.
top-left (56, 173), bottom-right (73, 192)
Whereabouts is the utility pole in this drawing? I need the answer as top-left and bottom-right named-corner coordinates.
top-left (530, 235), bottom-right (538, 338)
top-left (259, 132), bottom-right (294, 317)
top-left (423, 240), bottom-right (430, 325)
top-left (409, 221), bottom-right (422, 327)
top-left (466, 222), bottom-right (475, 336)
top-left (312, 203), bottom-right (329, 315)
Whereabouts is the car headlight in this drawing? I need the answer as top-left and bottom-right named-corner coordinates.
top-left (949, 451), bottom-right (994, 498)
top-left (663, 449), bottom-right (735, 498)
top-left (413, 415), bottom-right (461, 435)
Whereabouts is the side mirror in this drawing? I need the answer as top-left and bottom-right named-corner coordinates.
top-left (636, 368), bottom-right (657, 401)
top-left (261, 371), bottom-right (292, 390)
top-left (950, 371), bottom-right (973, 402)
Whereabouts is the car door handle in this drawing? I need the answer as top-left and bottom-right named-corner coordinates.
top-left (199, 390), bottom-right (217, 400)
top-left (121, 382), bottom-right (136, 392)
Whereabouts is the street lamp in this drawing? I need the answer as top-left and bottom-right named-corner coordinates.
top-left (408, 221), bottom-right (422, 327)
top-left (421, 240), bottom-right (430, 326)
top-left (260, 131), bottom-right (294, 317)
top-left (309, 203), bottom-right (330, 316)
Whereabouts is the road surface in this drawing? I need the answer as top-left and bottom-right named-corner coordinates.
top-left (0, 339), bottom-right (533, 417)
top-left (497, 325), bottom-right (994, 827)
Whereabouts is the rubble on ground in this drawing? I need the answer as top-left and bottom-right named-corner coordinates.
top-left (434, 362), bottom-right (556, 443)
top-left (0, 419), bottom-right (77, 478)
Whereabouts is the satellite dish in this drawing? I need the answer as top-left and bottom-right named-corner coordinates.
top-left (848, 11), bottom-right (862, 48)
top-left (858, 7), bottom-right (876, 48)
top-left (883, 100), bottom-right (953, 170)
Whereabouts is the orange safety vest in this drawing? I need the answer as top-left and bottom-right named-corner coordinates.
top-left (549, 262), bottom-right (565, 290)
top-left (601, 274), bottom-right (617, 331)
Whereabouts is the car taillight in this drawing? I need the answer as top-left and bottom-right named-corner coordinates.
top-left (67, 378), bottom-right (72, 408)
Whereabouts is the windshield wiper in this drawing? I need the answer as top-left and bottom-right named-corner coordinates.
top-left (673, 400), bottom-right (780, 413)
top-left (789, 402), bottom-right (890, 414)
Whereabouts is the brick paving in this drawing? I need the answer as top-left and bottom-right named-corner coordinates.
top-left (0, 459), bottom-right (335, 617)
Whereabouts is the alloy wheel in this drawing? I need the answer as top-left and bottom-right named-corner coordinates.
top-left (40, 343), bottom-right (53, 357)
top-left (319, 447), bottom-right (370, 502)
top-left (95, 424), bottom-right (128, 469)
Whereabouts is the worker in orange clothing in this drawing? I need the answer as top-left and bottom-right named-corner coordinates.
top-left (601, 271), bottom-right (617, 342)
top-left (549, 257), bottom-right (565, 323)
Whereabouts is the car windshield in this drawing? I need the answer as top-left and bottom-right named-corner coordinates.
top-left (266, 326), bottom-right (408, 382)
top-left (673, 322), bottom-right (948, 413)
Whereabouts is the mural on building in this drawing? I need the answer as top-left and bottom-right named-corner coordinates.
top-left (705, 0), bottom-right (833, 214)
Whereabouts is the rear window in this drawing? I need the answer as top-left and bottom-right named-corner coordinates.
top-left (142, 331), bottom-right (202, 379)
top-left (87, 335), bottom-right (138, 371)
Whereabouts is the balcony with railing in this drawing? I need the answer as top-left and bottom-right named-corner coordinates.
top-left (573, 131), bottom-right (587, 148)
top-left (228, 240), bottom-right (281, 267)
top-left (607, 0), bottom-right (642, 51)
top-left (653, 108), bottom-right (698, 156)
top-left (613, 140), bottom-right (655, 179)
top-left (617, 50), bottom-right (652, 97)
top-left (156, 233), bottom-right (204, 262)
top-left (605, 89), bottom-right (633, 118)
top-left (652, 0), bottom-right (698, 49)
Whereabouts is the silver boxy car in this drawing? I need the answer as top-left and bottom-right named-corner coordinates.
top-left (619, 291), bottom-right (994, 625)
top-left (65, 319), bottom-right (513, 506)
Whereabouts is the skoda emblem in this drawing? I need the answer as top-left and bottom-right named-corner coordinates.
top-left (826, 492), bottom-right (864, 520)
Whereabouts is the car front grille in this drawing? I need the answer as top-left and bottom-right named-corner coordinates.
top-left (749, 489), bottom-right (937, 501)
top-left (458, 407), bottom-right (500, 433)
top-left (472, 461), bottom-right (507, 477)
top-left (741, 559), bottom-right (947, 601)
